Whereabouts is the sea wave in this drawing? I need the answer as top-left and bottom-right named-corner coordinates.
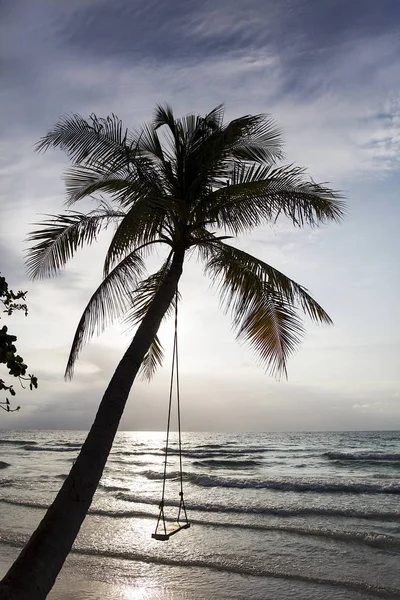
top-left (90, 512), bottom-right (400, 550)
top-left (113, 450), bottom-right (163, 458)
top-left (22, 445), bottom-right (79, 453)
top-left (53, 475), bottom-right (131, 493)
top-left (187, 473), bottom-right (400, 494)
top-left (0, 498), bottom-right (48, 509)
top-left (110, 458), bottom-right (144, 467)
top-left (0, 478), bottom-right (13, 487)
top-left (0, 497), bottom-right (158, 519)
top-left (97, 482), bottom-right (131, 493)
top-left (116, 493), bottom-right (400, 521)
top-left (183, 448), bottom-right (268, 457)
top-left (0, 461), bottom-right (10, 470)
top-left (325, 452), bottom-right (400, 462)
top-left (141, 470), bottom-right (181, 480)
top-left (194, 441), bottom-right (240, 448)
top-left (2, 495), bottom-right (399, 551)
top-left (113, 448), bottom-right (268, 459)
top-left (192, 459), bottom-right (262, 468)
top-left (0, 439), bottom-right (37, 446)
top-left (198, 520), bottom-right (400, 550)
top-left (57, 442), bottom-right (82, 448)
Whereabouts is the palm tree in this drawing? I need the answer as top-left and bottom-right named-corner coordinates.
top-left (0, 105), bottom-right (344, 600)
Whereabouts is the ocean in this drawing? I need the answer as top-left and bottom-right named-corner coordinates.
top-left (0, 430), bottom-right (399, 599)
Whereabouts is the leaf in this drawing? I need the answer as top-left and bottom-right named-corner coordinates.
top-left (36, 113), bottom-right (134, 171)
top-left (229, 113), bottom-right (283, 164)
top-left (65, 250), bottom-right (145, 379)
top-left (123, 255), bottom-right (177, 379)
top-left (236, 287), bottom-right (304, 378)
top-left (203, 241), bottom-right (316, 377)
top-left (64, 166), bottom-right (136, 206)
top-left (124, 255), bottom-right (176, 328)
top-left (102, 197), bottom-right (176, 276)
top-left (140, 335), bottom-right (164, 381)
top-left (26, 208), bottom-right (122, 280)
top-left (193, 163), bottom-right (345, 234)
top-left (204, 242), bottom-right (332, 325)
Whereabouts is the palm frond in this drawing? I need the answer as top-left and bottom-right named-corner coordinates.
top-left (102, 196), bottom-right (182, 276)
top-left (26, 208), bottom-right (122, 280)
top-left (65, 250), bottom-right (145, 379)
top-left (153, 104), bottom-right (181, 154)
top-left (236, 289), bottom-right (304, 377)
top-left (181, 105), bottom-right (225, 151)
top-left (153, 104), bottom-right (177, 134)
top-left (136, 123), bottom-right (167, 163)
top-left (140, 334), bottom-right (164, 381)
top-left (154, 109), bottom-right (279, 203)
top-left (181, 114), bottom-right (282, 206)
top-left (202, 114), bottom-right (281, 166)
top-left (123, 255), bottom-right (177, 379)
top-left (36, 113), bottom-right (136, 171)
top-left (203, 241), bottom-right (332, 325)
top-left (194, 163), bottom-right (345, 234)
top-left (202, 104), bottom-right (225, 131)
top-left (203, 241), bottom-right (309, 376)
top-left (134, 123), bottom-right (178, 193)
top-left (64, 166), bottom-right (138, 206)
top-left (229, 113), bottom-right (283, 164)
top-left (37, 114), bottom-right (169, 203)
top-left (125, 255), bottom-right (175, 327)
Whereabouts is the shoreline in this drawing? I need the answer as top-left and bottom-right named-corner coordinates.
top-left (0, 546), bottom-right (153, 600)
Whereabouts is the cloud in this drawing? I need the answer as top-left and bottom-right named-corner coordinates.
top-left (1, 0), bottom-right (399, 431)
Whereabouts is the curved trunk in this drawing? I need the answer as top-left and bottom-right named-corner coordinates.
top-left (0, 248), bottom-right (185, 600)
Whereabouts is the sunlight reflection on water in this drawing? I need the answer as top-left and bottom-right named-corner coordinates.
top-left (121, 585), bottom-right (153, 600)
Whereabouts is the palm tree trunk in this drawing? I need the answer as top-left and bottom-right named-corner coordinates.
top-left (0, 248), bottom-right (185, 600)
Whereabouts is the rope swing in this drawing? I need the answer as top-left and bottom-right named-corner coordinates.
top-left (152, 288), bottom-right (190, 541)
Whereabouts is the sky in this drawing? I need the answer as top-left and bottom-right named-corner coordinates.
top-left (0, 0), bottom-right (399, 432)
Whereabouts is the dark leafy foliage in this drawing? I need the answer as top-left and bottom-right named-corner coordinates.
top-left (0, 273), bottom-right (38, 412)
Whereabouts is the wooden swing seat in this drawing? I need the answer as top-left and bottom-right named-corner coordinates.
top-left (152, 521), bottom-right (190, 541)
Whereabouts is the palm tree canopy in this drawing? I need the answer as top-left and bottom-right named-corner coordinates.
top-left (28, 104), bottom-right (345, 379)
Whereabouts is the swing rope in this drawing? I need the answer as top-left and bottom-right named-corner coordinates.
top-left (152, 288), bottom-right (190, 541)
